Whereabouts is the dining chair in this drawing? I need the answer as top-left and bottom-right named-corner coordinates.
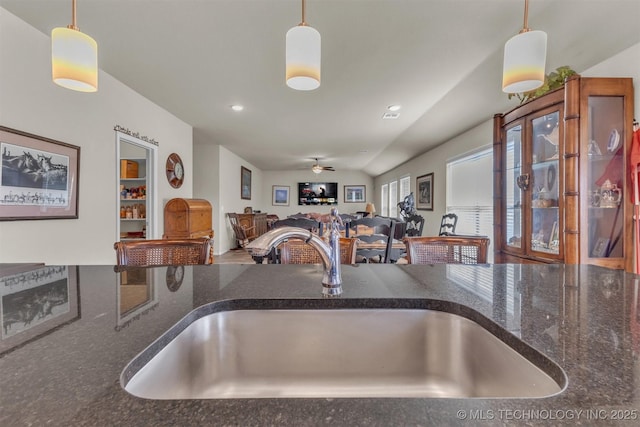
top-left (346, 217), bottom-right (396, 263)
top-left (404, 213), bottom-right (425, 237)
top-left (228, 213), bottom-right (257, 248)
top-left (278, 237), bottom-right (358, 265)
top-left (267, 217), bottom-right (322, 263)
top-left (438, 213), bottom-right (458, 236)
top-left (403, 235), bottom-right (489, 264)
top-left (272, 217), bottom-right (321, 233)
top-left (114, 237), bottom-right (213, 268)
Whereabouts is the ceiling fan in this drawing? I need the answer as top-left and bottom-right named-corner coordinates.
top-left (311, 158), bottom-right (335, 174)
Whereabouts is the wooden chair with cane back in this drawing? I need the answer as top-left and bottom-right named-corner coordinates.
top-left (403, 235), bottom-right (489, 264)
top-left (278, 238), bottom-right (358, 265)
top-left (114, 237), bottom-right (213, 269)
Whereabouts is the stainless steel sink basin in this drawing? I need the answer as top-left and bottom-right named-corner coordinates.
top-left (122, 300), bottom-right (565, 399)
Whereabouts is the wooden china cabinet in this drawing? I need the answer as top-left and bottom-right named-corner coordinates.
top-left (494, 75), bottom-right (634, 271)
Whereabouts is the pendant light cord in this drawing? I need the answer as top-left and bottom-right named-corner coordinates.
top-left (68, 0), bottom-right (78, 30)
top-left (520, 0), bottom-right (530, 33)
top-left (300, 0), bottom-right (307, 26)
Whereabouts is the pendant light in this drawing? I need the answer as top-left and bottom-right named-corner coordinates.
top-left (286, 0), bottom-right (321, 91)
top-left (51, 0), bottom-right (98, 92)
top-left (502, 0), bottom-right (547, 94)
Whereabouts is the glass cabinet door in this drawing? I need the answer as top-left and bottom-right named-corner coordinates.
top-left (530, 111), bottom-right (561, 255)
top-left (586, 96), bottom-right (625, 260)
top-left (505, 124), bottom-right (523, 250)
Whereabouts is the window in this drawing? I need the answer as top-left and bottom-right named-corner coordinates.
top-left (399, 176), bottom-right (410, 201)
top-left (389, 181), bottom-right (398, 218)
top-left (446, 147), bottom-right (493, 263)
top-left (381, 184), bottom-right (389, 216)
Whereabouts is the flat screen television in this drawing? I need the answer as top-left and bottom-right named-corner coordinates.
top-left (298, 182), bottom-right (338, 205)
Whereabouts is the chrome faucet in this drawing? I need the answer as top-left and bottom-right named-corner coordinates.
top-left (246, 208), bottom-right (343, 297)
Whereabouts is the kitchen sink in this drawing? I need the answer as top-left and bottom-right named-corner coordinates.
top-left (121, 299), bottom-right (565, 399)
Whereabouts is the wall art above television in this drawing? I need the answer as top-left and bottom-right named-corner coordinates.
top-left (298, 182), bottom-right (338, 205)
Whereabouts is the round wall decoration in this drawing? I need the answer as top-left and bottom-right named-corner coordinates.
top-left (166, 153), bottom-right (184, 188)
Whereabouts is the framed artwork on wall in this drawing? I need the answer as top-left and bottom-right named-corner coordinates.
top-left (241, 166), bottom-right (251, 200)
top-left (416, 173), bottom-right (434, 211)
top-left (272, 185), bottom-right (290, 206)
top-left (344, 185), bottom-right (366, 203)
top-left (0, 126), bottom-right (80, 220)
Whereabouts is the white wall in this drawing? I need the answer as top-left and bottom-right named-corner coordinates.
top-left (0, 8), bottom-right (193, 264)
top-left (374, 121), bottom-right (493, 236)
top-left (192, 142), bottom-right (220, 253)
top-left (581, 42), bottom-right (640, 114)
top-left (374, 41), bottom-right (640, 237)
top-left (261, 169), bottom-right (374, 218)
top-left (215, 147), bottom-right (263, 254)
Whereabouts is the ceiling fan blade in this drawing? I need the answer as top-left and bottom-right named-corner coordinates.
top-left (322, 167), bottom-right (335, 171)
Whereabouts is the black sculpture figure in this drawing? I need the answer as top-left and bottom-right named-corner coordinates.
top-left (398, 193), bottom-right (416, 218)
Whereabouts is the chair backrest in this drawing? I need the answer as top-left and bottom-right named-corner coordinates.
top-left (404, 213), bottom-right (425, 237)
top-left (272, 217), bottom-right (321, 233)
top-left (347, 217), bottom-right (396, 263)
top-left (278, 238), bottom-right (357, 265)
top-left (338, 213), bottom-right (359, 224)
top-left (228, 213), bottom-right (250, 247)
top-left (439, 213), bottom-right (458, 236)
top-left (392, 219), bottom-right (407, 239)
top-left (403, 236), bottom-right (489, 264)
top-left (266, 214), bottom-right (280, 229)
top-left (114, 238), bottom-right (213, 267)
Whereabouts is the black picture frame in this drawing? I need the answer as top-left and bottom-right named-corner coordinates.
top-left (416, 173), bottom-right (434, 211)
top-left (1, 126), bottom-right (80, 220)
top-left (241, 166), bottom-right (251, 200)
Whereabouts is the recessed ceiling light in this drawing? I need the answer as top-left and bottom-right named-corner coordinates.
top-left (387, 104), bottom-right (402, 112)
top-left (230, 105), bottom-right (244, 112)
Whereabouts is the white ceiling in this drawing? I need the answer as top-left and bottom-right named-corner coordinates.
top-left (2, 0), bottom-right (639, 176)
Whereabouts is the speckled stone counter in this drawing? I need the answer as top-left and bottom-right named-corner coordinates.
top-left (1, 263), bottom-right (639, 426)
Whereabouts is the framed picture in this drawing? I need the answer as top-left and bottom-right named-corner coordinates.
top-left (344, 185), bottom-right (366, 203)
top-left (416, 173), bottom-right (434, 211)
top-left (240, 166), bottom-right (251, 200)
top-left (1, 265), bottom-right (80, 355)
top-left (272, 185), bottom-right (290, 206)
top-left (592, 237), bottom-right (610, 258)
top-left (0, 126), bottom-right (80, 220)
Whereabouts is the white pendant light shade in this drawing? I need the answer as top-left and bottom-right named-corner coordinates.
top-left (52, 27), bottom-right (98, 92)
top-left (286, 25), bottom-right (321, 91)
top-left (502, 29), bottom-right (547, 93)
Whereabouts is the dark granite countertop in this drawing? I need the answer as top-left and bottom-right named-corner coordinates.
top-left (1, 263), bottom-right (639, 426)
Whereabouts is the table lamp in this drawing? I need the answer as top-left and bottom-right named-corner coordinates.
top-left (365, 203), bottom-right (376, 217)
